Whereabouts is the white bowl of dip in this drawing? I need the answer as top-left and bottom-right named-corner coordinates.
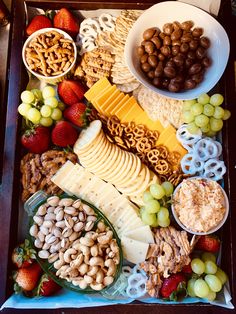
top-left (171, 177), bottom-right (229, 235)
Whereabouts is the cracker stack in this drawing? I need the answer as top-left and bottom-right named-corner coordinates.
top-left (73, 120), bottom-right (160, 206)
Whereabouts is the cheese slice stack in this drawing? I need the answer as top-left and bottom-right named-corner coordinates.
top-left (52, 161), bottom-right (155, 264)
top-left (84, 78), bottom-right (186, 157)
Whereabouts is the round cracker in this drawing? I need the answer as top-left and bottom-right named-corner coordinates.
top-left (110, 153), bottom-right (135, 184)
top-left (97, 148), bottom-right (126, 179)
top-left (118, 165), bottom-right (147, 194)
top-left (79, 135), bottom-right (108, 160)
top-left (126, 165), bottom-right (151, 196)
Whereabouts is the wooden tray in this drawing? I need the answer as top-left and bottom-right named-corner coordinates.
top-left (0, 0), bottom-right (235, 313)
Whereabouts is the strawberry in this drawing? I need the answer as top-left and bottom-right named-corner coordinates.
top-left (26, 15), bottom-right (52, 36)
top-left (195, 235), bottom-right (220, 253)
top-left (51, 121), bottom-right (78, 147)
top-left (58, 80), bottom-right (85, 106)
top-left (12, 239), bottom-right (36, 269)
top-left (160, 273), bottom-right (186, 300)
top-left (36, 274), bottom-right (61, 296)
top-left (14, 262), bottom-right (42, 292)
top-left (53, 8), bottom-right (79, 38)
top-left (63, 102), bottom-right (88, 127)
top-left (21, 126), bottom-right (50, 154)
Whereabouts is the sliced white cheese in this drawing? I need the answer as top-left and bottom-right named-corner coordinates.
top-left (117, 216), bottom-right (145, 236)
top-left (123, 225), bottom-right (154, 244)
top-left (51, 160), bottom-right (75, 187)
top-left (121, 236), bottom-right (149, 264)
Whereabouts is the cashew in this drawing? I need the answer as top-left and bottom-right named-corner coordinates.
top-left (113, 253), bottom-right (120, 265)
top-left (97, 221), bottom-right (106, 232)
top-left (80, 237), bottom-right (94, 247)
top-left (97, 231), bottom-right (113, 245)
top-left (85, 231), bottom-right (98, 240)
top-left (105, 259), bottom-right (116, 276)
top-left (83, 254), bottom-right (90, 265)
top-left (96, 269), bottom-right (104, 284)
top-left (69, 231), bottom-right (79, 242)
top-left (78, 263), bottom-right (89, 276)
top-left (78, 279), bottom-right (88, 289)
top-left (70, 253), bottom-right (83, 268)
top-left (64, 248), bottom-right (77, 263)
top-left (56, 265), bottom-right (69, 276)
top-left (103, 276), bottom-right (114, 286)
top-left (68, 268), bottom-right (79, 278)
top-left (48, 253), bottom-right (59, 263)
top-left (74, 243), bottom-right (90, 255)
top-left (90, 282), bottom-right (104, 291)
top-left (90, 256), bottom-right (104, 267)
top-left (87, 265), bottom-right (99, 277)
top-left (54, 255), bottom-right (65, 269)
top-left (84, 275), bottom-right (93, 284)
top-left (91, 244), bottom-right (98, 257)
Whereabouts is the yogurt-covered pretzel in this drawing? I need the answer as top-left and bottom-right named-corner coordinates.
top-left (176, 124), bottom-right (202, 150)
top-left (193, 138), bottom-right (219, 161)
top-left (181, 153), bottom-right (204, 175)
top-left (99, 13), bottom-right (116, 32)
top-left (203, 159), bottom-right (226, 181)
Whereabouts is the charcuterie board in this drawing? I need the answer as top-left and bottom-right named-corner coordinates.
top-left (0, 0), bottom-right (236, 313)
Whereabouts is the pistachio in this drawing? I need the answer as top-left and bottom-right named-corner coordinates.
top-left (42, 220), bottom-right (53, 229)
top-left (38, 250), bottom-right (50, 259)
top-left (64, 206), bottom-right (76, 215)
top-left (33, 215), bottom-right (43, 226)
top-left (29, 224), bottom-right (38, 237)
top-left (78, 211), bottom-right (86, 222)
top-left (74, 221), bottom-right (84, 232)
top-left (65, 216), bottom-right (74, 229)
top-left (56, 210), bottom-right (64, 222)
top-left (47, 196), bottom-right (60, 207)
top-left (48, 253), bottom-right (59, 263)
top-left (42, 242), bottom-right (51, 250)
top-left (72, 199), bottom-right (81, 208)
top-left (37, 231), bottom-right (45, 242)
top-left (40, 225), bottom-right (49, 236)
top-left (47, 206), bottom-right (55, 214)
top-left (62, 227), bottom-right (73, 238)
top-left (34, 238), bottom-right (43, 249)
top-left (55, 220), bottom-right (66, 228)
top-left (82, 204), bottom-right (95, 216)
top-left (59, 198), bottom-right (74, 207)
top-left (36, 204), bottom-right (47, 216)
top-left (85, 221), bottom-right (94, 232)
top-left (53, 227), bottom-right (62, 238)
top-left (44, 213), bottom-right (56, 221)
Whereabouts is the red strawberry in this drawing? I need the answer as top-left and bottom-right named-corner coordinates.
top-left (12, 239), bottom-right (36, 269)
top-left (53, 8), bottom-right (79, 38)
top-left (36, 274), bottom-right (61, 296)
top-left (51, 121), bottom-right (78, 147)
top-left (63, 102), bottom-right (87, 127)
top-left (160, 273), bottom-right (186, 300)
top-left (195, 235), bottom-right (220, 253)
top-left (14, 262), bottom-right (42, 292)
top-left (182, 263), bottom-right (192, 274)
top-left (21, 126), bottom-right (50, 154)
top-left (26, 15), bottom-right (52, 36)
top-left (58, 80), bottom-right (85, 106)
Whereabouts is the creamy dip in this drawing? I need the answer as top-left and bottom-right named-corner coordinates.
top-left (173, 178), bottom-right (226, 233)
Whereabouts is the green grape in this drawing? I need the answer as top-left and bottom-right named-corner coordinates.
top-left (206, 290), bottom-right (216, 301)
top-left (27, 108), bottom-right (41, 124)
top-left (143, 191), bottom-right (154, 203)
top-left (161, 181), bottom-right (174, 196)
top-left (222, 109), bottom-right (231, 120)
top-left (21, 90), bottom-right (35, 104)
top-left (191, 258), bottom-right (205, 275)
top-left (141, 210), bottom-right (157, 226)
top-left (191, 102), bottom-right (203, 116)
top-left (201, 252), bottom-right (216, 263)
top-left (157, 207), bottom-right (169, 221)
top-left (187, 278), bottom-right (197, 297)
top-left (210, 117), bottom-right (223, 132)
top-left (201, 123), bottom-right (210, 133)
top-left (187, 122), bottom-right (200, 135)
top-left (183, 99), bottom-right (197, 111)
top-left (213, 106), bottom-right (225, 119)
top-left (40, 117), bottom-right (53, 127)
top-left (203, 104), bottom-right (215, 117)
top-left (183, 111), bottom-right (195, 123)
top-left (205, 130), bottom-right (216, 137)
top-left (31, 88), bottom-right (43, 101)
top-left (194, 279), bottom-right (210, 298)
top-left (57, 101), bottom-right (66, 111)
top-left (205, 274), bottom-right (222, 292)
top-left (204, 261), bottom-right (217, 274)
top-left (195, 114), bottom-right (209, 127)
top-left (157, 217), bottom-right (170, 227)
top-left (150, 184), bottom-right (165, 200)
top-left (42, 85), bottom-right (56, 99)
top-left (198, 93), bottom-right (210, 105)
top-left (51, 108), bottom-right (62, 120)
top-left (150, 217), bottom-right (159, 227)
top-left (18, 103), bottom-right (32, 116)
top-left (40, 105), bottom-right (52, 118)
top-left (145, 199), bottom-right (160, 214)
top-left (45, 97), bottom-right (58, 108)
top-left (210, 93), bottom-right (224, 106)
top-left (215, 268), bottom-right (228, 285)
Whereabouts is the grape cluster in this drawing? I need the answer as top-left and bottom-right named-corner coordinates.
top-left (18, 86), bottom-right (65, 127)
top-left (141, 182), bottom-right (174, 228)
top-left (182, 93), bottom-right (231, 136)
top-left (187, 252), bottom-right (228, 301)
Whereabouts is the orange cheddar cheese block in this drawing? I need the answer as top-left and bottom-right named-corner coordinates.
top-left (110, 95), bottom-right (130, 116)
top-left (121, 103), bottom-right (144, 123)
top-left (98, 89), bottom-right (121, 115)
top-left (171, 142), bottom-right (187, 156)
top-left (156, 125), bottom-right (176, 146)
top-left (93, 85), bottom-right (117, 114)
top-left (104, 93), bottom-right (125, 115)
top-left (84, 77), bottom-right (111, 102)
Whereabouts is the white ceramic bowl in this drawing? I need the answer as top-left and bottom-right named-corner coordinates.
top-left (22, 28), bottom-right (77, 85)
top-left (125, 1), bottom-right (230, 100)
top-left (171, 177), bottom-right (229, 235)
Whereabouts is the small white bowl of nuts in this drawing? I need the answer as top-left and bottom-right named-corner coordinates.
top-left (22, 28), bottom-right (77, 84)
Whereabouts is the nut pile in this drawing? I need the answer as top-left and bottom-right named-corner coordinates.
top-left (30, 196), bottom-right (120, 290)
top-left (138, 21), bottom-right (211, 92)
top-left (25, 30), bottom-right (75, 77)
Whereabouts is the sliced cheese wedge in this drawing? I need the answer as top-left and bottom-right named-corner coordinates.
top-left (123, 225), bottom-right (154, 243)
top-left (121, 236), bottom-right (149, 264)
